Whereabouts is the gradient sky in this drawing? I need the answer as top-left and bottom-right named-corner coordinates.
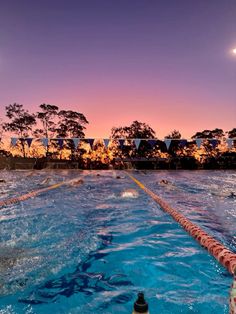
top-left (0, 0), bottom-right (236, 138)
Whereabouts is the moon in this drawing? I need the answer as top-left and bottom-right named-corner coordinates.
top-left (232, 48), bottom-right (236, 55)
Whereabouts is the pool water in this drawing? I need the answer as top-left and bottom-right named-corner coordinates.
top-left (0, 170), bottom-right (235, 313)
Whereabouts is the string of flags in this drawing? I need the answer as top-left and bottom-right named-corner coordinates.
top-left (9, 137), bottom-right (236, 150)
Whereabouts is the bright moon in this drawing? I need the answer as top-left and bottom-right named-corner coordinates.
top-left (232, 48), bottom-right (236, 54)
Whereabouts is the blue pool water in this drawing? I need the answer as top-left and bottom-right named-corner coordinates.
top-left (0, 170), bottom-right (235, 313)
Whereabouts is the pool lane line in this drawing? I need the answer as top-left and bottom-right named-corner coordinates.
top-left (125, 172), bottom-right (236, 275)
top-left (0, 179), bottom-right (80, 209)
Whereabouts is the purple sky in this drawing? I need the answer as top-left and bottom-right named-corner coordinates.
top-left (0, 0), bottom-right (235, 138)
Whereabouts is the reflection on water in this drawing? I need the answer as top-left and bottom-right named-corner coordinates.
top-left (0, 170), bottom-right (234, 313)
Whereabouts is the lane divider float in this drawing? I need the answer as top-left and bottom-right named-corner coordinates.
top-left (125, 172), bottom-right (236, 275)
top-left (0, 179), bottom-right (80, 209)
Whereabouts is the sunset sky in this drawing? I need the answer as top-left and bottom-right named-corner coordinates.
top-left (0, 0), bottom-right (235, 138)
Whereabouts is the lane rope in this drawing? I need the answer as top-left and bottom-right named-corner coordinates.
top-left (1, 172), bottom-right (235, 311)
top-left (125, 171), bottom-right (236, 275)
top-left (0, 178), bottom-right (81, 209)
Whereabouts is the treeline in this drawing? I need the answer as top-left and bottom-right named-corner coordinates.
top-left (0, 103), bottom-right (235, 169)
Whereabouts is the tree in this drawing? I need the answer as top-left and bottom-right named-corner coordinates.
top-left (111, 120), bottom-right (156, 139)
top-left (191, 128), bottom-right (225, 159)
top-left (165, 129), bottom-right (181, 139)
top-left (34, 104), bottom-right (59, 156)
top-left (85, 140), bottom-right (110, 169)
top-left (228, 128), bottom-right (236, 138)
top-left (3, 103), bottom-right (36, 157)
top-left (164, 130), bottom-right (183, 157)
top-left (0, 118), bottom-right (11, 157)
top-left (111, 120), bottom-right (156, 159)
top-left (192, 128), bottom-right (224, 139)
top-left (56, 110), bottom-right (88, 137)
top-left (0, 118), bottom-right (3, 143)
top-left (34, 104), bottom-right (59, 138)
top-left (55, 109), bottom-right (89, 159)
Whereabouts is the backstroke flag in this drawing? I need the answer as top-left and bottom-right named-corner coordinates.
top-left (164, 139), bottom-right (171, 150)
top-left (87, 138), bottom-right (95, 148)
top-left (11, 138), bottom-right (18, 147)
top-left (72, 138), bottom-right (80, 148)
top-left (226, 138), bottom-right (233, 149)
top-left (57, 138), bottom-right (64, 149)
top-left (134, 139), bottom-right (141, 149)
top-left (118, 139), bottom-right (125, 148)
top-left (103, 139), bottom-right (110, 148)
top-left (25, 138), bottom-right (33, 148)
top-left (210, 139), bottom-right (218, 148)
top-left (41, 138), bottom-right (49, 148)
top-left (195, 138), bottom-right (202, 148)
top-left (148, 139), bottom-right (157, 148)
top-left (179, 139), bottom-right (187, 148)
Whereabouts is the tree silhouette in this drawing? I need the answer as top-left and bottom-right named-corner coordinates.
top-left (191, 128), bottom-right (225, 159)
top-left (34, 104), bottom-right (59, 138)
top-left (111, 120), bottom-right (156, 159)
top-left (164, 130), bottom-right (183, 156)
top-left (55, 109), bottom-right (89, 159)
top-left (163, 130), bottom-right (181, 156)
top-left (85, 140), bottom-right (110, 169)
top-left (3, 103), bottom-right (36, 157)
top-left (165, 129), bottom-right (181, 139)
top-left (0, 118), bottom-right (3, 143)
top-left (0, 118), bottom-right (10, 157)
top-left (0, 102), bottom-right (235, 169)
top-left (228, 128), bottom-right (236, 138)
top-left (34, 104), bottom-right (59, 156)
top-left (111, 120), bottom-right (156, 139)
top-left (192, 128), bottom-right (224, 139)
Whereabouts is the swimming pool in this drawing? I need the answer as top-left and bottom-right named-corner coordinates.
top-left (0, 170), bottom-right (235, 313)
